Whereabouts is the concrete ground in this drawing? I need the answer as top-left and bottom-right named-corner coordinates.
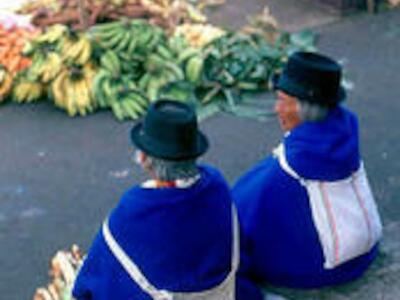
top-left (0, 1), bottom-right (399, 300)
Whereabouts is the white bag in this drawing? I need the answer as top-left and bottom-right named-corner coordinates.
top-left (274, 144), bottom-right (382, 269)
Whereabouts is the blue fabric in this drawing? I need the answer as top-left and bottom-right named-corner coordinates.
top-left (233, 106), bottom-right (378, 288)
top-left (73, 165), bottom-right (238, 300)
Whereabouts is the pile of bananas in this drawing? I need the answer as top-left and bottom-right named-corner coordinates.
top-left (90, 20), bottom-right (205, 120)
top-left (13, 75), bottom-right (45, 103)
top-left (51, 63), bottom-right (97, 116)
top-left (15, 24), bottom-right (98, 116)
top-left (33, 245), bottom-right (84, 300)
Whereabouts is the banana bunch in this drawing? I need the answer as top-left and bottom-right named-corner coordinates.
top-left (91, 20), bottom-right (165, 54)
top-left (60, 30), bottom-right (92, 65)
top-left (33, 244), bottom-right (83, 300)
top-left (141, 49), bottom-right (185, 101)
top-left (29, 51), bottom-right (63, 83)
top-left (166, 36), bottom-right (205, 85)
top-left (99, 50), bottom-right (121, 76)
top-left (92, 70), bottom-right (148, 121)
top-left (176, 46), bottom-right (205, 84)
top-left (174, 23), bottom-right (226, 48)
top-left (111, 89), bottom-right (149, 121)
top-left (51, 64), bottom-right (97, 116)
top-left (0, 67), bottom-right (13, 102)
top-left (13, 78), bottom-right (44, 103)
top-left (35, 24), bottom-right (67, 45)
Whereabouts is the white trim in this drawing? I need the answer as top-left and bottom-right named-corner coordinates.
top-left (102, 220), bottom-right (173, 300)
top-left (102, 204), bottom-right (239, 299)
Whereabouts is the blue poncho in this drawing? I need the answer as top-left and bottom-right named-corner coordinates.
top-left (73, 165), bottom-right (238, 300)
top-left (233, 106), bottom-right (378, 289)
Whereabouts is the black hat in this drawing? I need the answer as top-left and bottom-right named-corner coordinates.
top-left (274, 51), bottom-right (346, 107)
top-left (131, 100), bottom-right (209, 160)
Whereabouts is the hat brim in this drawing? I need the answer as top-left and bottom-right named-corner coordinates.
top-left (131, 122), bottom-right (209, 160)
top-left (273, 73), bottom-right (346, 105)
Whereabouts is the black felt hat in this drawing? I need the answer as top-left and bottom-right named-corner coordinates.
top-left (131, 100), bottom-right (208, 160)
top-left (274, 51), bottom-right (346, 107)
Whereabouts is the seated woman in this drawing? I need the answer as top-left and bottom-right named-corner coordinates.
top-left (233, 52), bottom-right (382, 290)
top-left (72, 100), bottom-right (247, 300)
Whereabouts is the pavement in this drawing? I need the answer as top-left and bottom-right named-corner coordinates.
top-left (0, 2), bottom-right (399, 300)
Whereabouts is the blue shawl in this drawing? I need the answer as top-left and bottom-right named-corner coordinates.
top-left (73, 165), bottom-right (236, 300)
top-left (233, 106), bottom-right (378, 289)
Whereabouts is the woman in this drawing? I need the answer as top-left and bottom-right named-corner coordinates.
top-left (73, 100), bottom-right (243, 300)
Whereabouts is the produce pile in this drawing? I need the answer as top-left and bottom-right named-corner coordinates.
top-left (0, 19), bottom-right (38, 101)
top-left (33, 245), bottom-right (84, 300)
top-left (17, 0), bottom-right (208, 32)
top-left (0, 2), bottom-right (315, 121)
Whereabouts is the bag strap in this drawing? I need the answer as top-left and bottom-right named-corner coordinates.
top-left (102, 220), bottom-right (173, 300)
top-left (103, 204), bottom-right (239, 299)
top-left (231, 204), bottom-right (240, 273)
top-left (273, 144), bottom-right (306, 185)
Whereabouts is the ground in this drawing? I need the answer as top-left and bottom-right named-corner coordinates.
top-left (0, 1), bottom-right (399, 300)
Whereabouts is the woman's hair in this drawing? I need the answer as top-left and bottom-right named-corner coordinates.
top-left (143, 155), bottom-right (199, 181)
top-left (298, 101), bottom-right (329, 122)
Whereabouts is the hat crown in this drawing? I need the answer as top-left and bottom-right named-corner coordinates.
top-left (131, 100), bottom-right (208, 160)
top-left (276, 52), bottom-right (345, 106)
top-left (143, 100), bottom-right (197, 147)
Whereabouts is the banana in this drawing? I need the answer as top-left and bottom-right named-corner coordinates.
top-left (93, 21), bottom-right (123, 34)
top-left (145, 53), bottom-right (166, 73)
top-left (164, 62), bottom-right (185, 81)
top-left (130, 90), bottom-right (149, 108)
top-left (111, 102), bottom-right (125, 121)
top-left (100, 51), bottom-right (121, 75)
top-left (138, 73), bottom-right (151, 91)
top-left (177, 47), bottom-right (200, 64)
top-left (146, 29), bottom-right (164, 50)
top-left (168, 36), bottom-right (188, 55)
top-left (36, 24), bottom-right (67, 44)
top-left (41, 52), bottom-right (62, 83)
top-left (100, 29), bottom-right (126, 49)
top-left (186, 56), bottom-right (204, 83)
top-left (114, 31), bottom-right (132, 53)
top-left (62, 36), bottom-right (92, 65)
top-left (14, 81), bottom-right (43, 103)
top-left (92, 71), bottom-right (112, 108)
top-left (136, 28), bottom-right (154, 50)
top-left (63, 80), bottom-right (75, 116)
top-left (121, 100), bottom-right (138, 119)
top-left (73, 79), bottom-right (90, 116)
top-left (156, 45), bottom-right (174, 60)
top-left (51, 69), bottom-right (69, 107)
top-left (146, 75), bottom-right (164, 101)
top-left (126, 36), bottom-right (137, 55)
top-left (126, 95), bottom-right (146, 115)
top-left (76, 39), bottom-right (92, 65)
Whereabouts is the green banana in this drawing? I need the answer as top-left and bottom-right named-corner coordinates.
top-left (156, 45), bottom-right (174, 60)
top-left (186, 56), bottom-right (204, 83)
top-left (111, 102), bottom-right (125, 121)
top-left (114, 31), bottom-right (132, 53)
top-left (100, 51), bottom-right (121, 75)
top-left (177, 47), bottom-right (200, 64)
top-left (100, 29), bottom-right (126, 49)
top-left (127, 36), bottom-right (137, 55)
top-left (121, 100), bottom-right (139, 119)
top-left (164, 62), bottom-right (185, 81)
